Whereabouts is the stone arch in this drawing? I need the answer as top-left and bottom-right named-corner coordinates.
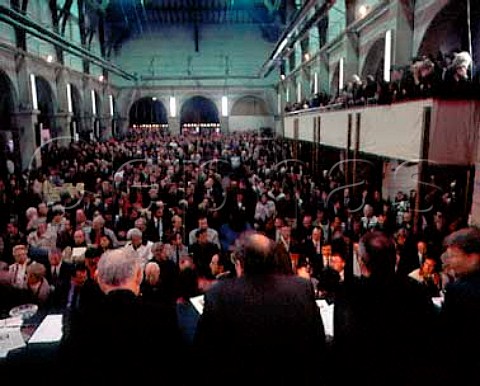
top-left (0, 69), bottom-right (17, 181)
top-left (180, 95), bottom-right (219, 133)
top-left (361, 36), bottom-right (386, 82)
top-left (231, 96), bottom-right (270, 116)
top-left (35, 75), bottom-right (56, 142)
top-left (69, 83), bottom-right (83, 139)
top-left (129, 96), bottom-right (168, 127)
top-left (0, 70), bottom-right (17, 130)
top-left (417, 0), bottom-right (479, 68)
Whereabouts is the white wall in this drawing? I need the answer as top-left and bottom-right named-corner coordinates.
top-left (229, 116), bottom-right (274, 133)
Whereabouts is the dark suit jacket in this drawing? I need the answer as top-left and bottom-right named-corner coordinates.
top-left (332, 276), bottom-right (438, 386)
top-left (194, 274), bottom-right (327, 386)
top-left (45, 262), bottom-right (74, 312)
top-left (301, 239), bottom-right (324, 278)
top-left (59, 289), bottom-right (182, 386)
top-left (438, 271), bottom-right (480, 386)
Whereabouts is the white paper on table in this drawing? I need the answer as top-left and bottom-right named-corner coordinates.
top-left (0, 325), bottom-right (25, 358)
top-left (190, 295), bottom-right (205, 315)
top-left (432, 296), bottom-right (444, 309)
top-left (316, 299), bottom-right (334, 337)
top-left (28, 314), bottom-right (63, 344)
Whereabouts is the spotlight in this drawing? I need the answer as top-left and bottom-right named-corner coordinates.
top-left (358, 4), bottom-right (370, 19)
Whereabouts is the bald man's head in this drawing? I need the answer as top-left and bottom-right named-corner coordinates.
top-left (232, 231), bottom-right (275, 276)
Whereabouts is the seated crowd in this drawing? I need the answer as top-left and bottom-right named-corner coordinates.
top-left (0, 127), bottom-right (475, 385)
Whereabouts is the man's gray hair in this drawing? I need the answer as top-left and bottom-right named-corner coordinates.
top-left (97, 249), bottom-right (140, 287)
top-left (127, 228), bottom-right (143, 240)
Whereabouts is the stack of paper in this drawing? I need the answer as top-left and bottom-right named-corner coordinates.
top-left (28, 314), bottom-right (63, 344)
top-left (316, 299), bottom-right (334, 337)
top-left (0, 316), bottom-right (26, 358)
top-left (190, 295), bottom-right (205, 315)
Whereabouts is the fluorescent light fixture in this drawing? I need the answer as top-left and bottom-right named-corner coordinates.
top-left (286, 87), bottom-right (290, 102)
top-left (339, 57), bottom-right (344, 91)
top-left (30, 74), bottom-right (38, 110)
top-left (66, 83), bottom-right (73, 113)
top-left (314, 72), bottom-right (318, 94)
top-left (221, 96), bottom-right (228, 117)
top-left (170, 96), bottom-right (176, 117)
top-left (384, 30), bottom-right (392, 83)
top-left (109, 94), bottom-right (114, 117)
top-left (91, 89), bottom-right (97, 116)
top-left (297, 81), bottom-right (302, 103)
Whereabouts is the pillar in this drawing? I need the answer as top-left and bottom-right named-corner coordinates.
top-left (13, 110), bottom-right (40, 170)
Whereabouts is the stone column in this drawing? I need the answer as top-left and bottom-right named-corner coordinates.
top-left (344, 32), bottom-right (360, 81)
top-left (392, 0), bottom-right (414, 67)
top-left (99, 115), bottom-right (112, 140)
top-left (53, 112), bottom-right (72, 144)
top-left (169, 116), bottom-right (180, 135)
top-left (220, 117), bottom-right (229, 134)
top-left (13, 110), bottom-right (40, 170)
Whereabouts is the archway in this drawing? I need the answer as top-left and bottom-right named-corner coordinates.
top-left (35, 76), bottom-right (55, 146)
top-left (330, 62), bottom-right (340, 98)
top-left (180, 96), bottom-right (219, 135)
top-left (0, 70), bottom-right (16, 181)
top-left (92, 90), bottom-right (102, 140)
top-left (361, 37), bottom-right (386, 82)
top-left (231, 96), bottom-right (270, 115)
top-left (69, 84), bottom-right (82, 141)
top-left (418, 0), bottom-right (480, 68)
top-left (129, 97), bottom-right (168, 131)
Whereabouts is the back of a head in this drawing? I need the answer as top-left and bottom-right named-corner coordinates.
top-left (444, 226), bottom-right (480, 255)
top-left (233, 231), bottom-right (275, 276)
top-left (97, 249), bottom-right (139, 288)
top-left (359, 231), bottom-right (397, 280)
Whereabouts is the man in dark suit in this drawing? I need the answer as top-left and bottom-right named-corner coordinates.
top-left (58, 248), bottom-right (182, 385)
top-left (301, 226), bottom-right (325, 279)
top-left (145, 201), bottom-right (171, 243)
top-left (333, 231), bottom-right (437, 386)
top-left (194, 232), bottom-right (327, 386)
top-left (45, 247), bottom-right (73, 312)
top-left (439, 227), bottom-right (480, 386)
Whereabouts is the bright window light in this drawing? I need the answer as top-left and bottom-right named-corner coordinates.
top-left (109, 94), bottom-right (114, 117)
top-left (384, 30), bottom-right (392, 83)
top-left (66, 84), bottom-right (73, 113)
top-left (221, 96), bottom-right (228, 117)
top-left (170, 96), bottom-right (176, 117)
top-left (91, 89), bottom-right (97, 116)
top-left (314, 72), bottom-right (318, 94)
top-left (30, 74), bottom-right (38, 110)
top-left (339, 57), bottom-right (344, 91)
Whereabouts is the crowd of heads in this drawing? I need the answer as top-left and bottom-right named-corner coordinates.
top-left (0, 124), bottom-right (475, 316)
top-left (286, 50), bottom-right (478, 113)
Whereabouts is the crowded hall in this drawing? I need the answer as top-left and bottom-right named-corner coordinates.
top-left (1, 0), bottom-right (480, 385)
